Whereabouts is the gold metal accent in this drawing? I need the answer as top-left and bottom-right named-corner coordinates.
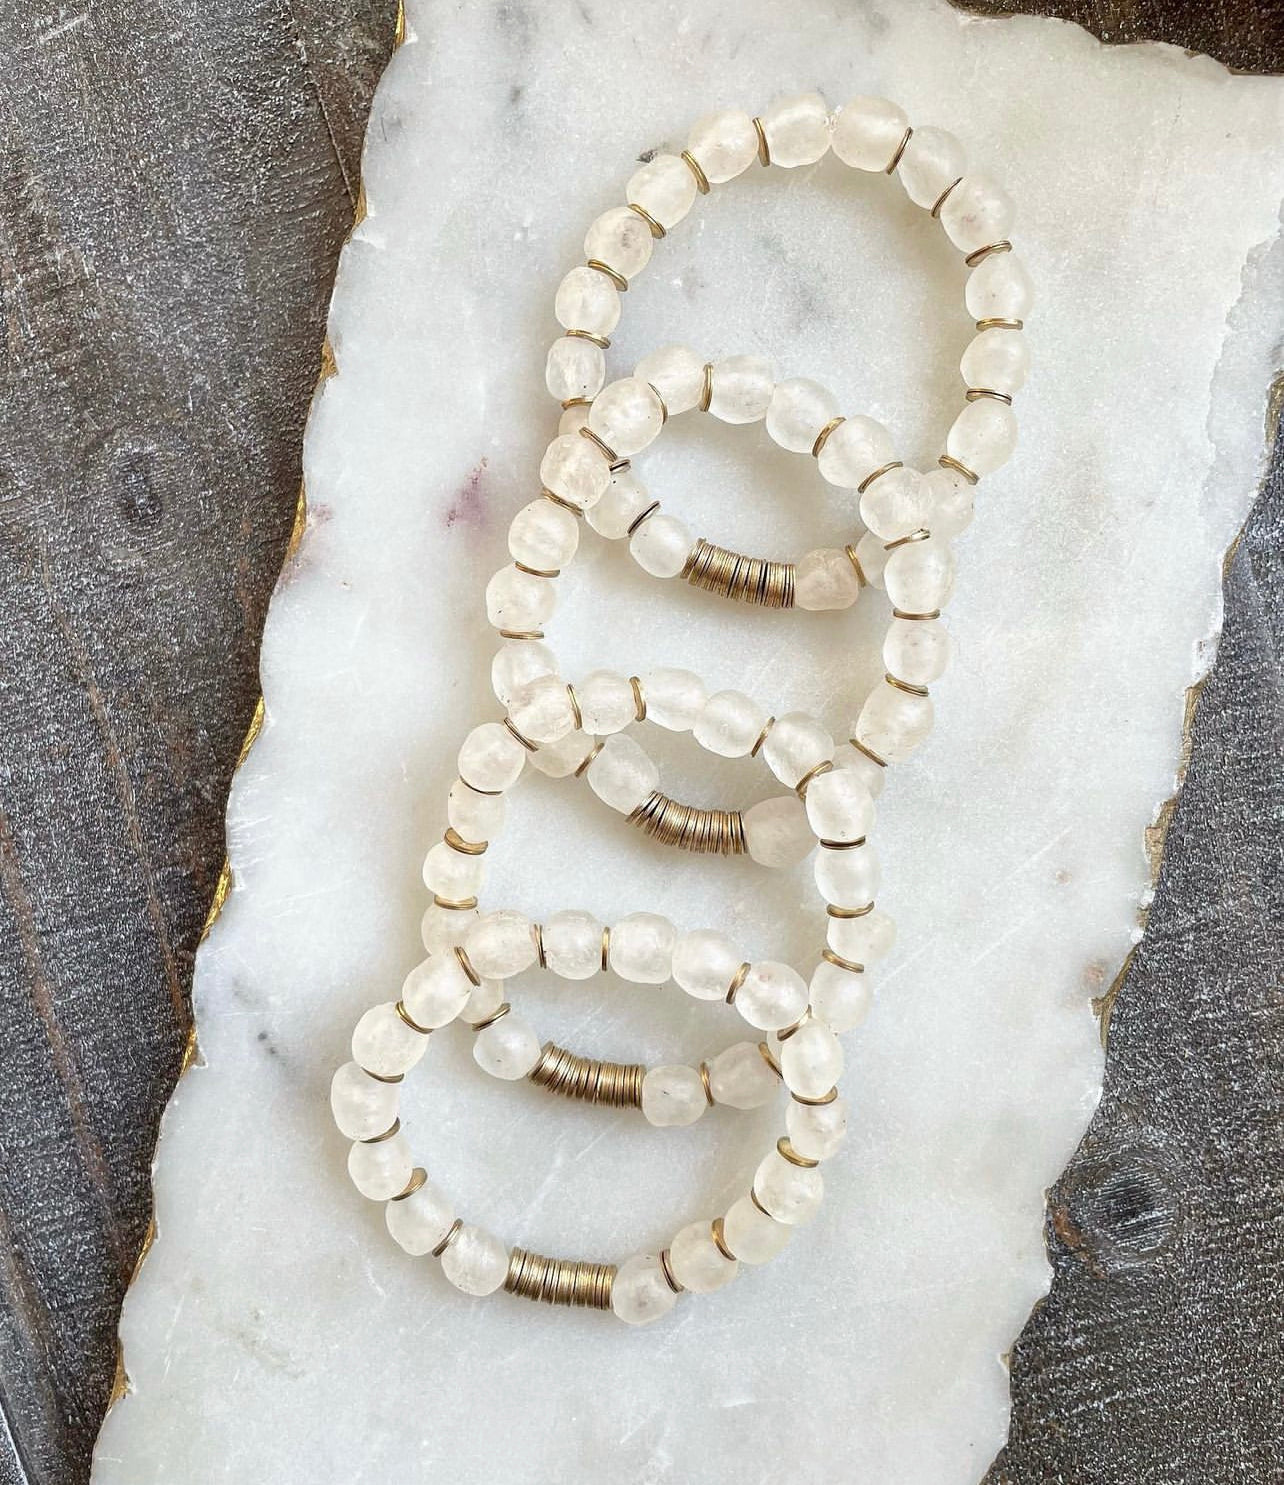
top-left (471, 1001), bottom-right (511, 1032)
top-left (725, 961), bottom-right (751, 1005)
top-left (564, 326), bottom-right (610, 349)
top-left (395, 1001), bottom-right (431, 1035)
top-left (793, 1085), bottom-right (839, 1107)
top-left (826, 901), bottom-right (875, 919)
top-left (711, 1218), bottom-right (738, 1262)
top-left (566, 683), bottom-right (583, 730)
top-left (362, 1066), bottom-right (403, 1087)
top-left (502, 716), bottom-right (538, 751)
top-left (532, 921), bottom-right (546, 968)
top-left (629, 675), bottom-right (646, 721)
top-left (444, 826), bottom-right (487, 855)
top-left (515, 561), bottom-right (560, 580)
top-left (454, 945), bottom-right (482, 987)
top-left (360, 1118), bottom-right (401, 1145)
top-left (527, 1042), bottom-right (645, 1108)
top-left (822, 948), bottom-right (865, 974)
top-left (699, 361), bottom-right (713, 412)
top-left (965, 240), bottom-right (1013, 268)
top-left (573, 739), bottom-right (605, 777)
top-left (626, 790), bottom-right (748, 855)
top-left (504, 1247), bottom-right (617, 1309)
top-left (752, 115), bottom-right (771, 166)
top-left (748, 1187), bottom-right (771, 1218)
top-left (938, 454), bottom-right (980, 484)
top-left (884, 528), bottom-right (930, 552)
top-left (659, 1248), bottom-right (685, 1292)
top-left (885, 126), bottom-right (912, 173)
top-left (778, 1136), bottom-right (820, 1169)
top-left (681, 149), bottom-right (710, 194)
top-left (750, 717), bottom-right (776, 757)
top-left (966, 387), bottom-right (1013, 405)
top-left (857, 459), bottom-right (905, 494)
top-left (775, 1015), bottom-right (807, 1042)
top-left (627, 201), bottom-right (666, 238)
top-left (627, 500), bottom-right (661, 536)
top-left (850, 738), bottom-right (888, 768)
top-left (885, 673), bottom-right (930, 697)
top-left (431, 1218), bottom-right (464, 1258)
top-left (586, 257), bottom-right (628, 291)
top-left (390, 1167), bottom-right (427, 1201)
top-left (579, 425), bottom-right (618, 463)
top-left (698, 1060), bottom-right (715, 1106)
top-left (560, 396), bottom-right (590, 410)
top-left (648, 382), bottom-right (669, 424)
top-left (794, 759), bottom-right (833, 798)
top-left (758, 1041), bottom-right (783, 1079)
top-left (819, 834), bottom-right (867, 851)
top-left (976, 317), bottom-right (1024, 332)
top-left (681, 538), bottom-right (795, 608)
top-left (498, 628), bottom-right (545, 641)
top-left (542, 487), bottom-right (584, 517)
top-left (812, 415), bottom-right (846, 457)
top-left (601, 925), bottom-right (611, 972)
top-left (892, 608), bottom-right (941, 621)
top-left (433, 892), bottom-right (479, 910)
top-left (844, 543), bottom-right (869, 587)
top-left (930, 177), bottom-right (963, 218)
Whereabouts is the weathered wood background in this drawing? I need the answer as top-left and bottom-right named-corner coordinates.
top-left (0, 3), bottom-right (1278, 1483)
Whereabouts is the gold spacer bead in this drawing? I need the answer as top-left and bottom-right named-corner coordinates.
top-left (699, 362), bottom-right (713, 412)
top-left (629, 675), bottom-right (646, 722)
top-left (503, 716), bottom-right (538, 751)
top-left (858, 459), bottom-right (905, 495)
top-left (938, 454), bottom-right (980, 484)
top-left (793, 1085), bottom-right (839, 1107)
top-left (573, 738), bottom-right (605, 778)
top-left (579, 425), bottom-right (618, 463)
top-left (976, 317), bottom-right (1023, 332)
top-left (819, 834), bottom-right (867, 851)
top-left (758, 1041), bottom-right (783, 1079)
top-left (775, 1014), bottom-right (809, 1042)
top-left (586, 257), bottom-right (628, 291)
top-left (777, 1136), bottom-right (820, 1169)
top-left (432, 892), bottom-right (479, 910)
top-left (532, 921), bottom-right (546, 968)
top-left (698, 1060), bottom-right (715, 1106)
top-left (930, 176), bottom-right (963, 218)
top-left (752, 115), bottom-right (771, 166)
top-left (827, 901), bottom-right (875, 919)
top-left (725, 961), bottom-right (751, 1005)
top-left (892, 608), bottom-right (941, 621)
top-left (470, 1001), bottom-right (511, 1032)
top-left (885, 126), bottom-right (912, 173)
top-left (966, 387), bottom-right (1013, 405)
top-left (514, 560), bottom-right (560, 578)
top-left (822, 948), bottom-right (865, 974)
top-left (794, 759), bottom-right (833, 799)
top-left (711, 1217), bottom-right (738, 1262)
top-left (850, 738), bottom-right (888, 769)
top-left (431, 1218), bottom-right (463, 1258)
top-left (965, 240), bottom-right (1013, 268)
top-left (395, 1001), bottom-right (431, 1034)
top-left (844, 543), bottom-right (869, 587)
top-left (498, 628), bottom-right (545, 641)
top-left (885, 673), bottom-right (930, 697)
top-left (659, 1248), bottom-right (685, 1293)
top-left (748, 1187), bottom-right (772, 1218)
top-left (359, 1118), bottom-right (401, 1145)
top-left (627, 201), bottom-right (666, 238)
top-left (601, 925), bottom-right (610, 973)
top-left (360, 1065), bottom-right (403, 1084)
top-left (680, 149), bottom-right (710, 194)
top-left (812, 415), bottom-right (846, 457)
top-left (542, 487), bottom-right (584, 517)
top-left (750, 716), bottom-right (776, 757)
top-left (564, 327), bottom-right (610, 349)
top-left (444, 826), bottom-right (487, 855)
top-left (565, 683), bottom-right (583, 730)
top-left (884, 528), bottom-right (930, 552)
top-left (560, 395), bottom-right (591, 410)
top-left (627, 500), bottom-right (660, 536)
top-left (390, 1167), bottom-right (427, 1201)
top-left (453, 945), bottom-right (481, 987)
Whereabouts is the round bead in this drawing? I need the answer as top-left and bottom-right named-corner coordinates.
top-left (641, 1065), bottom-right (708, 1127)
top-left (760, 91), bottom-right (830, 167)
top-left (384, 1178), bottom-right (454, 1255)
top-left (447, 779), bottom-right (505, 843)
top-left (558, 403), bottom-right (590, 435)
top-left (554, 264), bottom-right (621, 337)
top-left (641, 667), bottom-right (706, 731)
top-left (586, 734), bottom-right (659, 813)
top-left (735, 961), bottom-right (809, 1031)
top-left (921, 467), bottom-right (975, 540)
top-left (814, 841), bottom-right (881, 909)
top-left (723, 1195), bottom-right (791, 1264)
top-left (587, 468), bottom-right (652, 539)
top-left (458, 975), bottom-right (504, 1028)
top-left (421, 900), bottom-right (477, 954)
top-left (485, 564), bottom-right (554, 633)
top-left (947, 398), bottom-right (1018, 478)
top-left (464, 910), bottom-right (536, 979)
top-left (528, 729), bottom-right (595, 778)
top-left (669, 1220), bottom-right (738, 1293)
top-left (897, 126), bottom-right (966, 209)
top-left (693, 690), bottom-right (768, 758)
top-left (804, 768), bottom-right (874, 843)
top-left (440, 1224), bottom-right (508, 1295)
top-left (961, 326), bottom-right (1028, 396)
top-left (348, 1133), bottom-right (414, 1201)
top-left (779, 1021), bottom-right (843, 1101)
top-left (401, 954), bottom-right (475, 1029)
top-left (827, 907), bottom-right (896, 965)
top-left (542, 909), bottom-right (603, 980)
top-left (351, 1003), bottom-right (428, 1078)
top-left (859, 466), bottom-right (930, 542)
top-left (687, 108), bottom-right (759, 182)
top-left (762, 712), bottom-right (834, 789)
top-left (458, 722), bottom-right (525, 793)
top-left (816, 414), bottom-right (895, 488)
top-left (708, 1041), bottom-right (779, 1108)
top-left (884, 534), bottom-right (955, 613)
top-left (508, 497), bottom-right (579, 572)
top-left (766, 377), bottom-right (840, 453)
top-left (707, 354), bottom-right (774, 423)
top-left (795, 546), bottom-right (862, 611)
top-left (855, 682), bottom-right (934, 766)
top-left (831, 95), bottom-right (909, 171)
top-left (884, 617), bottom-right (952, 687)
top-left (808, 959), bottom-right (872, 1033)
top-left (589, 376), bottom-right (665, 458)
top-left (508, 673), bottom-right (577, 746)
top-left (539, 432), bottom-right (610, 511)
top-left (545, 335), bottom-right (604, 402)
top-left (584, 206), bottom-right (654, 280)
top-left (472, 1013), bottom-right (541, 1080)
top-left (330, 1062), bottom-right (398, 1141)
top-left (965, 251), bottom-right (1034, 322)
top-left (754, 1148), bottom-right (824, 1225)
top-left (611, 1254), bottom-right (679, 1325)
top-left (831, 740), bottom-right (887, 799)
top-left (630, 512), bottom-right (693, 578)
top-left (609, 912), bottom-right (677, 984)
top-left (627, 154), bottom-right (698, 230)
top-left (940, 173), bottom-right (1014, 254)
top-left (743, 795), bottom-right (814, 868)
top-left (421, 841), bottom-right (484, 901)
top-left (787, 1095), bottom-right (848, 1161)
top-left (575, 669), bottom-right (636, 734)
top-left (634, 344), bottom-right (705, 415)
top-left (672, 928), bottom-right (742, 1001)
top-left (491, 638), bottom-right (557, 707)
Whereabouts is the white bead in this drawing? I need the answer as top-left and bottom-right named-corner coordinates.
top-left (473, 1012), bottom-right (541, 1079)
top-left (574, 669), bottom-right (636, 735)
top-left (629, 512), bottom-right (693, 578)
top-left (458, 974), bottom-right (504, 1027)
top-left (761, 91), bottom-right (830, 167)
top-left (754, 1148), bottom-right (824, 1225)
top-left (855, 682), bottom-right (934, 765)
top-left (816, 414), bottom-right (896, 488)
top-left (421, 900), bottom-right (477, 954)
top-left (586, 467), bottom-right (651, 539)
top-left (808, 959), bottom-right (872, 1033)
top-left (458, 721), bottom-right (525, 792)
top-left (939, 173), bottom-right (1014, 254)
top-left (708, 1041), bottom-right (779, 1108)
top-left (860, 465), bottom-right (930, 541)
top-left (814, 840), bottom-right (881, 909)
top-left (795, 546), bottom-right (862, 611)
top-left (787, 1095), bottom-right (848, 1161)
top-left (440, 1224), bottom-right (508, 1296)
top-left (532, 730), bottom-right (597, 779)
top-left (464, 910), bottom-right (536, 979)
top-left (584, 205), bottom-right (654, 280)
top-left (831, 740), bottom-right (887, 798)
top-left (539, 432), bottom-right (610, 511)
top-left (485, 564), bottom-right (554, 633)
top-left (707, 354), bottom-right (774, 423)
top-left (884, 533), bottom-right (955, 613)
top-left (558, 402), bottom-right (590, 435)
top-left (765, 377), bottom-right (839, 453)
top-left (827, 908), bottom-right (896, 965)
top-left (885, 617), bottom-right (952, 686)
top-left (589, 376), bottom-right (665, 458)
top-left (762, 711), bottom-right (834, 788)
top-left (921, 467), bottom-right (975, 540)
top-left (586, 733), bottom-right (658, 813)
top-left (491, 638), bottom-right (557, 706)
top-left (544, 335), bottom-right (604, 402)
top-left (447, 778), bottom-right (505, 843)
top-left (853, 531), bottom-right (888, 590)
top-left (330, 1062), bottom-right (398, 1140)
top-left (508, 497), bottom-right (579, 572)
top-left (831, 95), bottom-right (909, 172)
top-left (687, 108), bottom-right (759, 182)
top-left (508, 673), bottom-right (576, 746)
top-left (693, 689), bottom-right (768, 758)
top-left (669, 1220), bottom-right (738, 1293)
top-left (611, 1254), bottom-right (679, 1325)
top-left (961, 326), bottom-right (1028, 396)
top-left (627, 153), bottom-right (697, 230)
top-left (641, 667), bottom-right (706, 730)
top-left (401, 954), bottom-right (476, 1028)
top-left (609, 911), bottom-right (676, 984)
top-left (965, 251), bottom-right (1034, 322)
top-left (542, 909), bottom-right (603, 980)
top-left (352, 1002), bottom-right (428, 1078)
top-left (804, 768), bottom-right (874, 843)
top-left (421, 840), bottom-right (483, 900)
top-left (723, 1195), bottom-right (791, 1264)
top-left (897, 126), bottom-right (966, 209)
top-left (735, 961), bottom-right (809, 1031)
top-left (384, 1178), bottom-right (454, 1255)
top-left (779, 1021), bottom-right (843, 1100)
top-left (348, 1134), bottom-right (414, 1201)
top-left (672, 928), bottom-right (742, 1001)
top-left (947, 398), bottom-right (1018, 477)
top-left (554, 264), bottom-right (621, 337)
top-left (634, 343), bottom-right (705, 415)
top-left (641, 1065), bottom-right (707, 1127)
top-left (742, 795), bottom-right (814, 868)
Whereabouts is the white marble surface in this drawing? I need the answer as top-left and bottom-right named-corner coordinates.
top-left (94, 2), bottom-right (1284, 1482)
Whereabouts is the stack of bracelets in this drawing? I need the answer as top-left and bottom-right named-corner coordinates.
top-left (331, 91), bottom-right (1030, 1324)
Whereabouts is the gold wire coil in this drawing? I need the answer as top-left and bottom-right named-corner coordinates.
top-left (504, 1247), bottom-right (617, 1310)
top-left (627, 790), bottom-right (748, 855)
top-left (891, 607), bottom-right (941, 621)
top-left (886, 126), bottom-right (912, 173)
top-left (471, 1001), bottom-right (511, 1032)
top-left (444, 826), bottom-right (487, 855)
top-left (976, 317), bottom-right (1023, 332)
top-left (885, 673), bottom-right (930, 697)
top-left (930, 177), bottom-right (963, 217)
top-left (966, 387), bottom-right (1013, 404)
top-left (627, 201), bottom-right (666, 238)
top-left (858, 459), bottom-right (905, 494)
top-left (433, 892), bottom-right (479, 909)
top-left (681, 149), bottom-right (711, 194)
top-left (777, 1136), bottom-right (820, 1169)
top-left (528, 1042), bottom-right (646, 1108)
top-left (681, 538), bottom-right (796, 608)
top-left (498, 628), bottom-right (545, 641)
top-left (827, 901), bottom-right (875, 919)
top-left (965, 240), bottom-right (1013, 268)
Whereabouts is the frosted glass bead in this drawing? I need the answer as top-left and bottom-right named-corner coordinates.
top-left (587, 467), bottom-right (651, 539)
top-left (947, 398), bottom-right (1018, 477)
top-left (965, 250), bottom-right (1034, 322)
top-left (921, 467), bottom-right (975, 540)
top-left (687, 108), bottom-right (759, 182)
top-left (473, 1012), bottom-right (541, 1080)
top-left (723, 1195), bottom-right (791, 1264)
top-left (401, 954), bottom-right (475, 1029)
top-left (762, 711), bottom-right (834, 789)
top-left (884, 617), bottom-right (952, 686)
top-left (961, 326), bottom-right (1028, 396)
top-left (586, 734), bottom-right (659, 813)
top-left (672, 928), bottom-right (742, 1001)
top-left (831, 95), bottom-right (909, 171)
top-left (766, 376), bottom-right (839, 453)
top-left (708, 1041), bottom-right (779, 1108)
top-left (491, 638), bottom-right (557, 707)
top-left (485, 564), bottom-right (554, 632)
top-left (627, 153), bottom-right (697, 229)
top-left (808, 958), bottom-right (872, 1033)
top-left (860, 465), bottom-right (930, 542)
top-left (554, 264), bottom-right (621, 337)
top-left (447, 778), bottom-right (506, 843)
top-left (743, 795), bottom-right (814, 868)
top-left (508, 497), bottom-right (579, 572)
top-left (575, 669), bottom-right (636, 735)
top-left (634, 343), bottom-right (705, 415)
top-left (804, 768), bottom-right (874, 843)
top-left (897, 126), bottom-right (966, 209)
top-left (609, 911), bottom-right (677, 984)
top-left (735, 961), bottom-right (809, 1032)
top-left (539, 432), bottom-right (610, 511)
top-left (348, 1133), bottom-right (413, 1201)
top-left (458, 974), bottom-right (505, 1027)
top-left (754, 1148), bottom-right (824, 1225)
top-left (641, 1065), bottom-right (707, 1127)
top-left (384, 1178), bottom-right (454, 1255)
top-left (831, 740), bottom-right (887, 799)
top-left (641, 667), bottom-right (706, 730)
top-left (816, 414), bottom-right (895, 488)
top-left (707, 354), bottom-right (774, 423)
top-left (330, 1062), bottom-right (399, 1140)
top-left (542, 909), bottom-right (603, 980)
top-left (528, 729), bottom-right (595, 779)
top-left (814, 841), bottom-right (881, 909)
top-left (352, 1002), bottom-right (428, 1078)
top-left (779, 1022), bottom-right (843, 1100)
top-left (827, 907), bottom-right (896, 965)
top-left (795, 546), bottom-right (862, 611)
top-left (611, 1254), bottom-right (679, 1325)
top-left (855, 681), bottom-right (935, 766)
top-left (853, 531), bottom-right (888, 590)
top-left (629, 512), bottom-right (693, 578)
top-left (669, 1220), bottom-right (738, 1293)
top-left (440, 1224), bottom-right (508, 1296)
top-left (761, 91), bottom-right (830, 167)
top-left (421, 841), bottom-right (484, 900)
top-left (787, 1095), bottom-right (848, 1162)
top-left (940, 172), bottom-right (1015, 254)
top-left (458, 721), bottom-right (525, 792)
top-left (693, 689), bottom-right (768, 758)
top-left (589, 376), bottom-right (665, 458)
top-left (584, 205), bottom-right (654, 280)
top-left (558, 403), bottom-right (590, 435)
top-left (421, 901), bottom-right (477, 954)
top-left (884, 534), bottom-right (955, 613)
top-left (464, 910), bottom-right (537, 979)
top-left (509, 673), bottom-right (576, 746)
top-left (545, 335), bottom-right (604, 402)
